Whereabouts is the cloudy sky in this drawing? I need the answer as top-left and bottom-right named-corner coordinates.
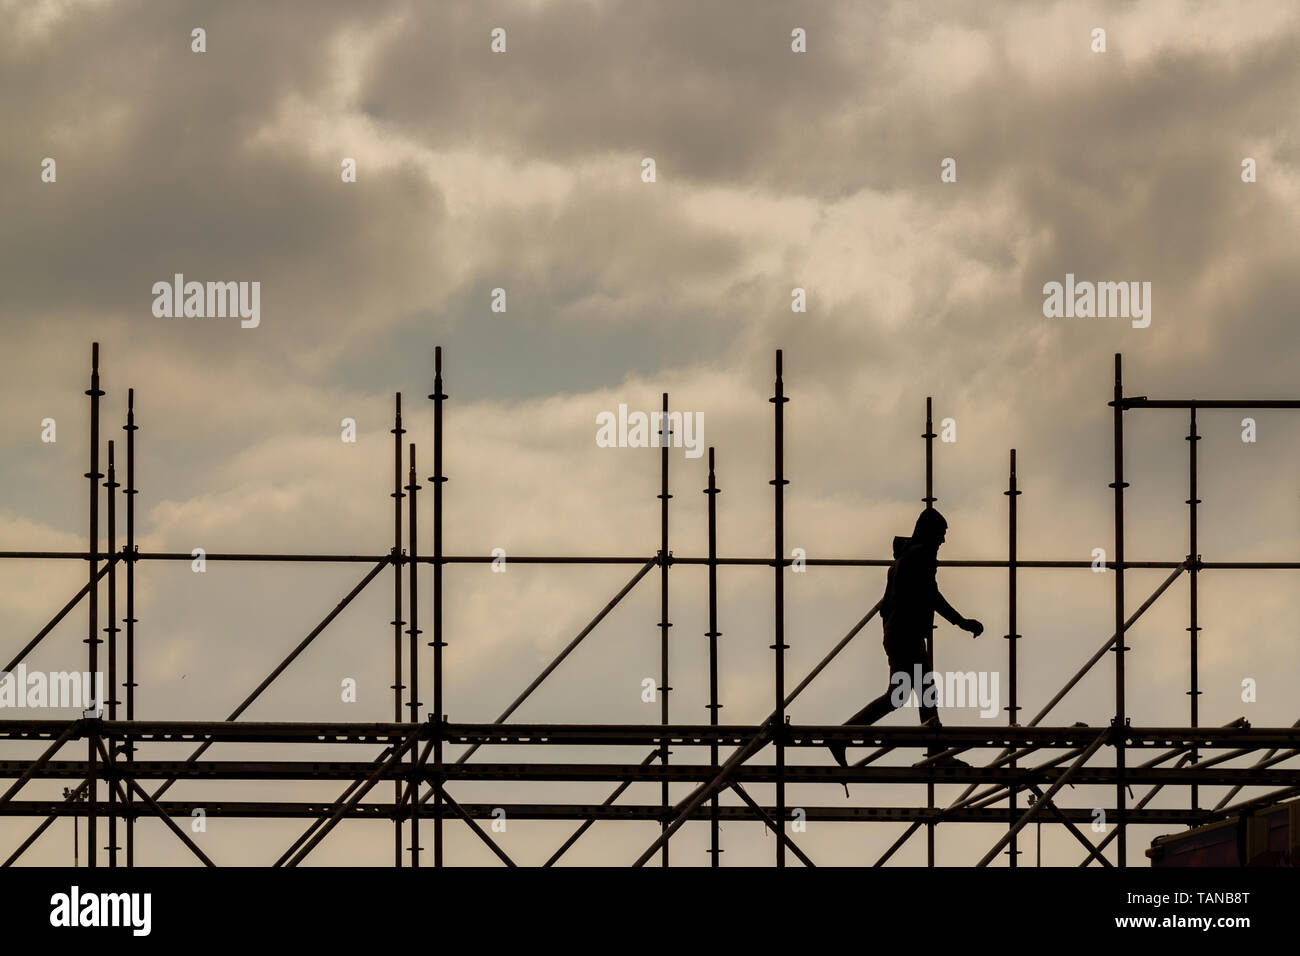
top-left (2, 0), bottom-right (1298, 867)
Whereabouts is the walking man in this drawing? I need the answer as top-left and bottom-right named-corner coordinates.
top-left (828, 508), bottom-right (983, 768)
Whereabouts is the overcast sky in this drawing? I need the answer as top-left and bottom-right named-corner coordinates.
top-left (2, 0), bottom-right (1298, 866)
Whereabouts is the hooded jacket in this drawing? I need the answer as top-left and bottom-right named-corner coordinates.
top-left (879, 509), bottom-right (963, 649)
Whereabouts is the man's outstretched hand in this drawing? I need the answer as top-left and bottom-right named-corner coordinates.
top-left (962, 618), bottom-right (984, 638)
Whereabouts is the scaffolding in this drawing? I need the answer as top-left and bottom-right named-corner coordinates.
top-left (2, 343), bottom-right (1298, 867)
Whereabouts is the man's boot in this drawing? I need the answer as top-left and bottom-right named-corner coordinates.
top-left (827, 739), bottom-right (848, 768)
top-left (920, 716), bottom-right (970, 768)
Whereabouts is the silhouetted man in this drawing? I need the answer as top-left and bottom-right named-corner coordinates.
top-left (827, 508), bottom-right (982, 769)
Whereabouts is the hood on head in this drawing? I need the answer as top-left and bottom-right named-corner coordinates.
top-left (910, 508), bottom-right (947, 547)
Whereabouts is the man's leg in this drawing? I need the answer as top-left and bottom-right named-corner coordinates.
top-left (827, 650), bottom-right (914, 766)
top-left (910, 651), bottom-right (968, 765)
top-left (843, 679), bottom-right (903, 727)
top-left (880, 645), bottom-right (948, 756)
top-left (916, 655), bottom-right (945, 757)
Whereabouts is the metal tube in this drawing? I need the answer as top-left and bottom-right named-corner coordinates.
top-left (958, 748), bottom-right (1088, 810)
top-left (874, 821), bottom-right (923, 866)
top-left (429, 345), bottom-right (447, 868)
top-left (944, 563), bottom-right (1186, 815)
top-left (94, 738), bottom-right (131, 808)
top-left (406, 443), bottom-right (420, 867)
top-left (976, 730), bottom-right (1109, 866)
top-left (148, 559), bottom-right (388, 801)
top-left (629, 595), bottom-right (883, 866)
top-left (449, 560), bottom-right (656, 767)
top-left (960, 719), bottom-right (1242, 818)
top-left (633, 724), bottom-right (774, 866)
top-left (1022, 782), bottom-right (1111, 867)
top-left (1112, 353), bottom-right (1128, 865)
top-left (1187, 408), bottom-right (1201, 811)
top-left (1006, 449), bottom-right (1020, 865)
top-left (86, 342), bottom-right (103, 868)
top-left (123, 389), bottom-right (137, 866)
top-left (923, 395), bottom-right (936, 866)
top-left (433, 786), bottom-right (516, 867)
top-left (729, 782), bottom-right (815, 866)
top-left (392, 393), bottom-right (405, 866)
top-left (658, 392), bottom-right (671, 866)
top-left (4, 781), bottom-right (82, 867)
top-left (8, 550), bottom-right (1297, 569)
top-left (1124, 399), bottom-right (1300, 409)
top-left (7, 797), bottom-right (1277, 825)
top-left (105, 441), bottom-right (118, 866)
top-left (772, 351), bottom-right (788, 867)
top-left (123, 773), bottom-right (215, 868)
top-left (1213, 716), bottom-right (1300, 810)
top-left (19, 718), bottom-right (1293, 748)
top-left (274, 774), bottom-right (373, 866)
top-left (1082, 751), bottom-right (1196, 864)
top-left (0, 720), bottom-right (82, 805)
top-left (705, 447), bottom-right (720, 865)
top-left (284, 727), bottom-right (423, 867)
top-left (3, 560), bottom-right (117, 675)
top-left (19, 751), bottom-right (1299, 786)
top-left (543, 750), bottom-right (660, 866)
top-left (403, 562), bottom-right (658, 840)
top-left (1032, 563), bottom-right (1182, 729)
top-left (924, 397), bottom-right (936, 508)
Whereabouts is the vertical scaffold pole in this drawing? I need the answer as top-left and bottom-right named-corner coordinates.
top-left (770, 351), bottom-right (788, 867)
top-left (392, 393), bottom-right (406, 866)
top-left (1005, 449), bottom-right (1021, 866)
top-left (923, 396), bottom-right (936, 867)
top-left (1187, 409), bottom-right (1201, 811)
top-left (705, 447), bottom-right (721, 865)
top-left (407, 444), bottom-right (420, 866)
top-left (105, 440), bottom-right (119, 866)
top-left (85, 342), bottom-right (104, 868)
top-left (1111, 354), bottom-right (1128, 865)
top-left (429, 346), bottom-right (447, 868)
top-left (658, 392), bottom-right (672, 867)
top-left (123, 389), bottom-right (138, 867)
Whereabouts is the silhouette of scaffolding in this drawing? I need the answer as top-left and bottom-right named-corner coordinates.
top-left (2, 343), bottom-right (1299, 867)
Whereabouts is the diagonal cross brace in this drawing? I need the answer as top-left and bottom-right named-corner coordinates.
top-left (633, 602), bottom-right (882, 866)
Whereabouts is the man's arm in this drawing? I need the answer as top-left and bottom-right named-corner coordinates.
top-left (932, 576), bottom-right (983, 636)
top-left (932, 586), bottom-right (964, 626)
